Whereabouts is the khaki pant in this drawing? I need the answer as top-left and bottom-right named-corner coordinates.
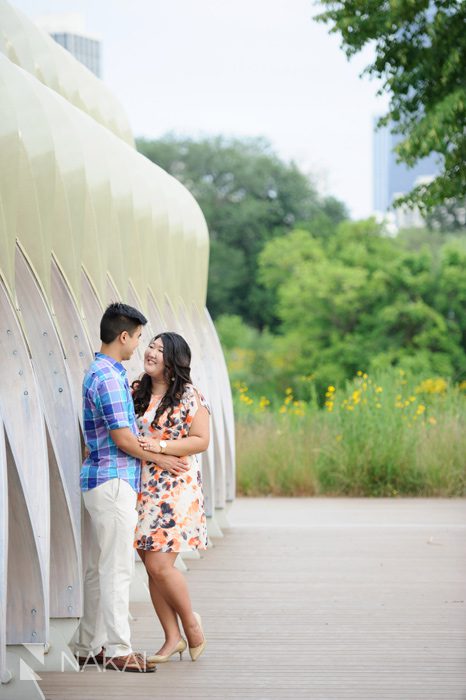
top-left (75, 478), bottom-right (138, 658)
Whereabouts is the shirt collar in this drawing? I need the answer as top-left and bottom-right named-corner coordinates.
top-left (95, 352), bottom-right (126, 376)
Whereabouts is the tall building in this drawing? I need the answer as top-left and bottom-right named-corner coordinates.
top-left (373, 118), bottom-right (440, 225)
top-left (37, 14), bottom-right (101, 78)
top-left (51, 31), bottom-right (101, 77)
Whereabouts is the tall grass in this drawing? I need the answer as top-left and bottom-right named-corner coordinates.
top-left (234, 371), bottom-right (466, 496)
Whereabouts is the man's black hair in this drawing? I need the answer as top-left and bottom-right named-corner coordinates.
top-left (100, 302), bottom-right (148, 344)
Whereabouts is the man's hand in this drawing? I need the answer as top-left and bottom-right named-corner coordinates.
top-left (152, 453), bottom-right (190, 476)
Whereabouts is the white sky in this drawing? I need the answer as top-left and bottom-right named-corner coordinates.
top-left (12, 0), bottom-right (389, 219)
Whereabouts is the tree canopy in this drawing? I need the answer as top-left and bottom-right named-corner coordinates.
top-left (217, 221), bottom-right (466, 395)
top-left (316, 0), bottom-right (466, 212)
top-left (137, 135), bottom-right (348, 326)
top-left (137, 135), bottom-right (465, 395)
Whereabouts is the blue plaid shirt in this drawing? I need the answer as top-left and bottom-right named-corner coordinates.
top-left (80, 353), bottom-right (140, 492)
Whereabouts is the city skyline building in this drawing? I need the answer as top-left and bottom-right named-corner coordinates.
top-left (37, 13), bottom-right (101, 77)
top-left (373, 118), bottom-right (440, 227)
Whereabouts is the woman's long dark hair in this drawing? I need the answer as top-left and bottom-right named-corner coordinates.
top-left (132, 332), bottom-right (192, 430)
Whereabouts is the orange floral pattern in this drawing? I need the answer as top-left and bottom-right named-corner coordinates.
top-left (133, 384), bottom-right (209, 552)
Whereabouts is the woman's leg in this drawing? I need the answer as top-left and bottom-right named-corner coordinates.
top-left (143, 550), bottom-right (204, 648)
top-left (138, 550), bottom-right (182, 654)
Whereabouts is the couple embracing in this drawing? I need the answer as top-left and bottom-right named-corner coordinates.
top-left (74, 303), bottom-right (209, 672)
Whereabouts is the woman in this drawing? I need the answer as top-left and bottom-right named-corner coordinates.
top-left (132, 332), bottom-right (209, 663)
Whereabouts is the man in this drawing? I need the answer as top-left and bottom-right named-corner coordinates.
top-left (74, 303), bottom-right (188, 672)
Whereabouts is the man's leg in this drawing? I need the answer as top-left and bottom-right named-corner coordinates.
top-left (74, 508), bottom-right (106, 656)
top-left (82, 478), bottom-right (138, 658)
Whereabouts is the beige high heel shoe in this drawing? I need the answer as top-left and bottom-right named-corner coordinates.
top-left (147, 638), bottom-right (187, 664)
top-left (189, 612), bottom-right (206, 662)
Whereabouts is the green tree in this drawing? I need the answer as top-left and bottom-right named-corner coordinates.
top-left (316, 1), bottom-right (466, 212)
top-left (425, 199), bottom-right (466, 232)
top-left (433, 241), bottom-right (466, 376)
top-left (258, 219), bottom-right (466, 391)
top-left (214, 314), bottom-right (280, 395)
top-left (137, 135), bottom-right (348, 327)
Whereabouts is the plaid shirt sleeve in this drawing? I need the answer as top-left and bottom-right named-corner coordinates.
top-left (93, 374), bottom-right (132, 431)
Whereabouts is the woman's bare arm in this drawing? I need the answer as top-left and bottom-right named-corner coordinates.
top-left (137, 404), bottom-right (210, 457)
top-left (109, 427), bottom-right (189, 475)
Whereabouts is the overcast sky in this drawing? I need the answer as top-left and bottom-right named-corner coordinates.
top-left (12, 0), bottom-right (389, 219)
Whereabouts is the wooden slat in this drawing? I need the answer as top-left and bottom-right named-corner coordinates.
top-left (39, 498), bottom-right (466, 700)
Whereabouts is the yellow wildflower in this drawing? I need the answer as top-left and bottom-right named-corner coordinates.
top-left (415, 378), bottom-right (447, 394)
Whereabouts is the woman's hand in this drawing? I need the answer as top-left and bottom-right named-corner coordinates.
top-left (154, 454), bottom-right (190, 476)
top-left (137, 435), bottom-right (190, 474)
top-left (138, 436), bottom-right (160, 453)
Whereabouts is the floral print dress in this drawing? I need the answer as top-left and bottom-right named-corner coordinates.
top-left (134, 384), bottom-right (209, 552)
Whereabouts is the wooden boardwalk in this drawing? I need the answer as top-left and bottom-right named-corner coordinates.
top-left (39, 498), bottom-right (466, 700)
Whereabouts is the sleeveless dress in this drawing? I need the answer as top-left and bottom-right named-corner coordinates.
top-left (133, 384), bottom-right (209, 553)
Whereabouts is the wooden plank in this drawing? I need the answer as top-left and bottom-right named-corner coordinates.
top-left (39, 498), bottom-right (466, 700)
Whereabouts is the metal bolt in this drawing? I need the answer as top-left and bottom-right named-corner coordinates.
top-left (31, 631), bottom-right (37, 638)
top-left (67, 606), bottom-right (73, 614)
top-left (31, 609), bottom-right (37, 616)
top-left (79, 351), bottom-right (84, 357)
top-left (0, 668), bottom-right (13, 683)
top-left (6, 330), bottom-right (11, 335)
top-left (49, 351), bottom-right (53, 356)
top-left (12, 350), bottom-right (17, 355)
top-left (24, 390), bottom-right (28, 396)
top-left (43, 331), bottom-right (47, 336)
top-left (67, 585), bottom-right (73, 591)
top-left (58, 387), bottom-right (63, 393)
top-left (74, 335), bottom-right (78, 340)
top-left (18, 370), bottom-right (23, 376)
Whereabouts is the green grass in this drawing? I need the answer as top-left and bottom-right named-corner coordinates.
top-left (234, 371), bottom-right (466, 497)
